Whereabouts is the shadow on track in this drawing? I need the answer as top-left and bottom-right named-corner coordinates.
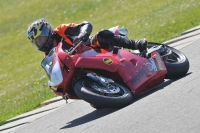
top-left (60, 108), bottom-right (117, 129)
top-left (60, 72), bottom-right (191, 129)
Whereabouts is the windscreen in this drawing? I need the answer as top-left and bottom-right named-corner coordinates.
top-left (41, 48), bottom-right (63, 87)
top-left (41, 48), bottom-right (55, 76)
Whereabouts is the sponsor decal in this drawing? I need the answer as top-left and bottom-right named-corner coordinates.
top-left (28, 31), bottom-right (35, 37)
top-left (145, 58), bottom-right (157, 71)
top-left (145, 62), bottom-right (153, 71)
top-left (130, 69), bottom-right (146, 85)
top-left (49, 61), bottom-right (52, 65)
top-left (103, 58), bottom-right (113, 65)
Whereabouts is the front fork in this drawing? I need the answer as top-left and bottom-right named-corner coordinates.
top-left (86, 72), bottom-right (114, 87)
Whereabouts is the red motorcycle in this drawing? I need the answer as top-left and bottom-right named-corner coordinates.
top-left (41, 40), bottom-right (189, 109)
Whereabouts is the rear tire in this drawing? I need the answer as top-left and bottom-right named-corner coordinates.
top-left (148, 42), bottom-right (189, 79)
top-left (74, 77), bottom-right (133, 109)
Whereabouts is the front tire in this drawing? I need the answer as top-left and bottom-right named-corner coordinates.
top-left (74, 77), bottom-right (133, 109)
top-left (148, 42), bottom-right (189, 79)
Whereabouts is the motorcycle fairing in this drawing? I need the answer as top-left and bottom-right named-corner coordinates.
top-left (74, 48), bottom-right (167, 94)
top-left (48, 42), bottom-right (167, 96)
top-left (41, 48), bottom-right (63, 87)
top-left (129, 51), bottom-right (167, 94)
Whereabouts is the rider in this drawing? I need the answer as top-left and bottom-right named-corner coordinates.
top-left (27, 18), bottom-right (147, 55)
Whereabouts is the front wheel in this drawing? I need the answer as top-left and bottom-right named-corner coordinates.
top-left (74, 77), bottom-right (133, 109)
top-left (148, 42), bottom-right (189, 79)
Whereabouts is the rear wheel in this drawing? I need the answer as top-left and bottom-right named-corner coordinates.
top-left (148, 42), bottom-right (189, 79)
top-left (74, 77), bottom-right (133, 109)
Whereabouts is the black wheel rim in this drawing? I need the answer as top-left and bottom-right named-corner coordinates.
top-left (82, 79), bottom-right (126, 97)
top-left (165, 51), bottom-right (181, 63)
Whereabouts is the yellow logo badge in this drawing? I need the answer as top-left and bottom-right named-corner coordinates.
top-left (103, 58), bottom-right (113, 65)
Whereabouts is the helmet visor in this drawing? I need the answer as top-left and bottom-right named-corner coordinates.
top-left (32, 36), bottom-right (48, 49)
top-left (40, 25), bottom-right (51, 37)
top-left (31, 25), bottom-right (51, 49)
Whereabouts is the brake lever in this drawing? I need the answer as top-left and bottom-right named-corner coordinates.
top-left (66, 41), bottom-right (83, 55)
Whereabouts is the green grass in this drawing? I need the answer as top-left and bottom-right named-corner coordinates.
top-left (0, 0), bottom-right (200, 125)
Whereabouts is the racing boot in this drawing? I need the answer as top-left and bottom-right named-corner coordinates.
top-left (134, 38), bottom-right (147, 52)
top-left (111, 36), bottom-right (148, 52)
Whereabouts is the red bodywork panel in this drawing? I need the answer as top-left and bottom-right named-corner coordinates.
top-left (54, 42), bottom-right (167, 97)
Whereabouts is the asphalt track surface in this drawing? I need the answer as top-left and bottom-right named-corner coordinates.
top-left (10, 38), bottom-right (200, 133)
